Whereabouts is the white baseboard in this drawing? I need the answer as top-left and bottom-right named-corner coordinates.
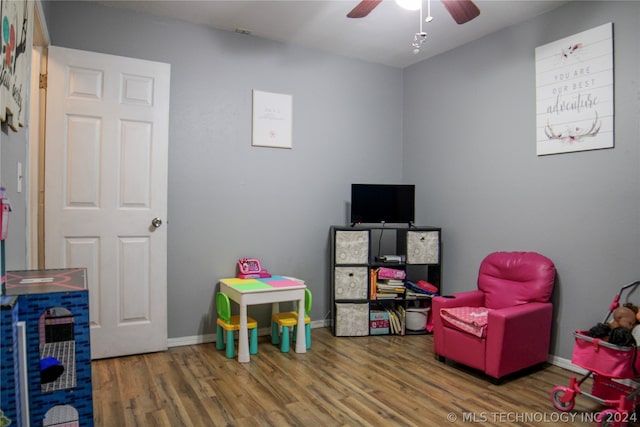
top-left (547, 354), bottom-right (587, 375)
top-left (168, 323), bottom-right (584, 377)
top-left (167, 319), bottom-right (331, 348)
top-left (167, 333), bottom-right (216, 347)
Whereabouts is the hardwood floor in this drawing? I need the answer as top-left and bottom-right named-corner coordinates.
top-left (92, 327), bottom-right (636, 426)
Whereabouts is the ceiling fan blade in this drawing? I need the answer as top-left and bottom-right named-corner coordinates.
top-left (347, 0), bottom-right (383, 18)
top-left (441, 0), bottom-right (480, 24)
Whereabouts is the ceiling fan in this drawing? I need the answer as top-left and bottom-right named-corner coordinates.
top-left (347, 0), bottom-right (480, 25)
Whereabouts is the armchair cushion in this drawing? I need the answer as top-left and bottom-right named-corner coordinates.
top-left (479, 252), bottom-right (555, 309)
top-left (440, 306), bottom-right (492, 338)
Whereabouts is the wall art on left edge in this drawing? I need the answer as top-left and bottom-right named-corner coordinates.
top-left (1, 0), bottom-right (34, 131)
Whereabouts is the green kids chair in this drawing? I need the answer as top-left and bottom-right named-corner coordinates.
top-left (216, 292), bottom-right (258, 359)
top-left (271, 288), bottom-right (312, 352)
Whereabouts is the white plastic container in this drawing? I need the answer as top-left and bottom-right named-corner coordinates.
top-left (406, 307), bottom-right (430, 331)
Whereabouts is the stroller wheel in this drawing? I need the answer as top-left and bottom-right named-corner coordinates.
top-left (596, 409), bottom-right (622, 427)
top-left (551, 386), bottom-right (575, 412)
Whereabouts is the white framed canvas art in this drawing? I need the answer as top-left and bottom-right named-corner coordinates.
top-left (252, 90), bottom-right (293, 149)
top-left (535, 23), bottom-right (614, 156)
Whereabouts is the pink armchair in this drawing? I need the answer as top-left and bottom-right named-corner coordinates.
top-left (432, 251), bottom-right (556, 382)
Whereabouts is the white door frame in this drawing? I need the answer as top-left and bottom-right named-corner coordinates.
top-left (28, 0), bottom-right (50, 269)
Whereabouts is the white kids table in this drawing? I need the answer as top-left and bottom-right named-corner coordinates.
top-left (218, 276), bottom-right (307, 362)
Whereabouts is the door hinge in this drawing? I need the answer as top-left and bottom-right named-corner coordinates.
top-left (39, 73), bottom-right (47, 89)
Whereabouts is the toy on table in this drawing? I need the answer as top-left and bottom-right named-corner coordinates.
top-left (237, 258), bottom-right (272, 279)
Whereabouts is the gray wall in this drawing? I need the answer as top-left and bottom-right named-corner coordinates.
top-left (1, 123), bottom-right (29, 270)
top-left (45, 1), bottom-right (404, 338)
top-left (403, 1), bottom-right (640, 359)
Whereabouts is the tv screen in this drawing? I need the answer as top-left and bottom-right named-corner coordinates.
top-left (350, 184), bottom-right (415, 225)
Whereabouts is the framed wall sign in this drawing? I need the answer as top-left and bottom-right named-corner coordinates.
top-left (252, 90), bottom-right (293, 149)
top-left (535, 23), bottom-right (614, 156)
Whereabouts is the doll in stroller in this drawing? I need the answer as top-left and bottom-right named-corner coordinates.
top-left (551, 281), bottom-right (640, 427)
top-left (587, 302), bottom-right (639, 347)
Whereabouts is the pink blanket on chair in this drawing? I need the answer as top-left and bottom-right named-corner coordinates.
top-left (440, 306), bottom-right (491, 338)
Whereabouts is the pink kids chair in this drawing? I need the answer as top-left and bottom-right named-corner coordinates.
top-left (432, 251), bottom-right (556, 382)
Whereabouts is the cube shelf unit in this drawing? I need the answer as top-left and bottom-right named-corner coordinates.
top-left (330, 225), bottom-right (442, 337)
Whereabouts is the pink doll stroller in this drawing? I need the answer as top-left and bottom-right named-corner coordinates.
top-left (551, 281), bottom-right (640, 427)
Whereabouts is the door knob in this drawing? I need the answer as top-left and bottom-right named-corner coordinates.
top-left (151, 217), bottom-right (163, 228)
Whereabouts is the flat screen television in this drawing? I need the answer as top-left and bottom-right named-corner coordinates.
top-left (350, 184), bottom-right (415, 225)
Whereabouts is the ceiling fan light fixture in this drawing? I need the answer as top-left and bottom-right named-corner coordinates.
top-left (424, 0), bottom-right (433, 22)
top-left (395, 0), bottom-right (421, 11)
top-left (410, 0), bottom-right (427, 53)
top-left (412, 31), bottom-right (427, 54)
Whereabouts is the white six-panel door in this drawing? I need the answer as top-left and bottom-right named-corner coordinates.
top-left (44, 46), bottom-right (170, 359)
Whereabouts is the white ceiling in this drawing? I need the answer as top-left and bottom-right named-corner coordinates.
top-left (97, 0), bottom-right (570, 68)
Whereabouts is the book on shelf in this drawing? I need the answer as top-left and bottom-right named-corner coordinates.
top-left (371, 306), bottom-right (408, 335)
top-left (377, 280), bottom-right (405, 291)
top-left (376, 294), bottom-right (402, 300)
top-left (405, 291), bottom-right (433, 299)
top-left (372, 269), bottom-right (406, 300)
top-left (387, 306), bottom-right (406, 335)
top-left (377, 267), bottom-right (406, 280)
top-left (376, 280), bottom-right (403, 286)
top-left (376, 283), bottom-right (405, 292)
top-left (375, 285), bottom-right (404, 299)
top-left (388, 310), bottom-right (399, 334)
top-left (369, 268), bottom-right (377, 300)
